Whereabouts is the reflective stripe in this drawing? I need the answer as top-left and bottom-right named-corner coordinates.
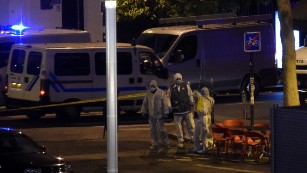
top-left (26, 75), bottom-right (39, 91)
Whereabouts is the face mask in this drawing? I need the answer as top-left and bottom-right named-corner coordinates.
top-left (150, 87), bottom-right (156, 93)
top-left (176, 79), bottom-right (182, 85)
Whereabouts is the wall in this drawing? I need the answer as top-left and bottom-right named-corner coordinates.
top-left (6, 0), bottom-right (61, 29)
top-left (0, 0), bottom-right (10, 25)
top-left (83, 0), bottom-right (103, 42)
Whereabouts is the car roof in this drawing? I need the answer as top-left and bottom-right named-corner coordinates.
top-left (141, 22), bottom-right (269, 35)
top-left (12, 42), bottom-right (151, 50)
top-left (0, 29), bottom-right (89, 38)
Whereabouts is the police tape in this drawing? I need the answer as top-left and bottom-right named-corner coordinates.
top-left (0, 92), bottom-right (147, 116)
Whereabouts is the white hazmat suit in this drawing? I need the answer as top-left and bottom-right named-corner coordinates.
top-left (192, 87), bottom-right (215, 153)
top-left (141, 80), bottom-right (170, 149)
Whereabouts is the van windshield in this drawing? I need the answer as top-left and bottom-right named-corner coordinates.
top-left (136, 34), bottom-right (178, 59)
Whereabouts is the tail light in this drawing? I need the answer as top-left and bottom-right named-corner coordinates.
top-left (3, 75), bottom-right (8, 93)
top-left (39, 79), bottom-right (50, 104)
top-left (40, 79), bottom-right (49, 96)
top-left (40, 90), bottom-right (46, 96)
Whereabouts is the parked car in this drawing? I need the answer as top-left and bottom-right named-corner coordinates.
top-left (0, 127), bottom-right (73, 173)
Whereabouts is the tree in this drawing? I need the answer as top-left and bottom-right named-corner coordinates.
top-left (277, 0), bottom-right (300, 106)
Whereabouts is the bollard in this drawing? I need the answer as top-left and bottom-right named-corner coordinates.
top-left (241, 90), bottom-right (248, 119)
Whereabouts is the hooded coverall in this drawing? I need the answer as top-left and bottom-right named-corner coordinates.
top-left (193, 87), bottom-right (215, 152)
top-left (141, 80), bottom-right (170, 147)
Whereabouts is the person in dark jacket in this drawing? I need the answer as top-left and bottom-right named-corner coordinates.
top-left (167, 73), bottom-right (194, 148)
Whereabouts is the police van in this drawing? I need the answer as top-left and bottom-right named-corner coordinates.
top-left (296, 38), bottom-right (307, 87)
top-left (0, 26), bottom-right (91, 97)
top-left (136, 14), bottom-right (277, 96)
top-left (5, 42), bottom-right (169, 120)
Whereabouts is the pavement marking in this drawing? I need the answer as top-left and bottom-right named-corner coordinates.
top-left (195, 164), bottom-right (266, 173)
top-left (63, 153), bottom-right (104, 161)
top-left (220, 101), bottom-right (269, 106)
top-left (63, 148), bottom-right (174, 161)
top-left (119, 127), bottom-right (150, 131)
top-left (175, 157), bottom-right (193, 162)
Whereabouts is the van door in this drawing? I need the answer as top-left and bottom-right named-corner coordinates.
top-left (92, 50), bottom-right (138, 110)
top-left (7, 49), bottom-right (27, 100)
top-left (164, 33), bottom-right (200, 89)
top-left (22, 51), bottom-right (43, 102)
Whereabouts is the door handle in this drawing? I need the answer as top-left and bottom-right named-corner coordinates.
top-left (24, 77), bottom-right (29, 83)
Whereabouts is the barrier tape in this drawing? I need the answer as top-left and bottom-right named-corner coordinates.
top-left (0, 92), bottom-right (147, 116)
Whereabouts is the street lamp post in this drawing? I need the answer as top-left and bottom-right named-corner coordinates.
top-left (104, 0), bottom-right (118, 173)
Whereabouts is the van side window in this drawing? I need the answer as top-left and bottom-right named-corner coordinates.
top-left (95, 52), bottom-right (133, 75)
top-left (27, 52), bottom-right (42, 75)
top-left (0, 42), bottom-right (14, 68)
top-left (169, 35), bottom-right (197, 63)
top-left (139, 52), bottom-right (163, 75)
top-left (10, 49), bottom-right (26, 73)
top-left (54, 53), bottom-right (90, 76)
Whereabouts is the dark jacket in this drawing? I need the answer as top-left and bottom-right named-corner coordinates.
top-left (168, 82), bottom-right (191, 114)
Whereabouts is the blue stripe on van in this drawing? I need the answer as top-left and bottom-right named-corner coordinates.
top-left (48, 72), bottom-right (168, 93)
top-left (50, 82), bottom-right (61, 92)
top-left (26, 75), bottom-right (39, 91)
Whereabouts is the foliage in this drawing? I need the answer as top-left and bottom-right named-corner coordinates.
top-left (117, 0), bottom-right (167, 21)
top-left (117, 0), bottom-right (275, 21)
top-left (116, 0), bottom-right (235, 20)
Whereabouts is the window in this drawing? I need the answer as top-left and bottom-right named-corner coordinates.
top-left (0, 42), bottom-right (14, 68)
top-left (10, 49), bottom-right (25, 73)
top-left (169, 35), bottom-right (198, 63)
top-left (95, 52), bottom-right (133, 75)
top-left (95, 53), bottom-right (106, 75)
top-left (27, 52), bottom-right (42, 75)
top-left (136, 34), bottom-right (178, 59)
top-left (54, 53), bottom-right (90, 76)
top-left (139, 52), bottom-right (164, 75)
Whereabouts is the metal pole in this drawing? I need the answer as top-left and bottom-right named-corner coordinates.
top-left (250, 52), bottom-right (255, 127)
top-left (105, 0), bottom-right (118, 173)
top-left (241, 90), bottom-right (247, 119)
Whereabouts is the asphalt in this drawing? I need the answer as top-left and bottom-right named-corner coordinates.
top-left (8, 90), bottom-right (277, 173)
top-left (66, 115), bottom-right (271, 173)
top-left (119, 120), bottom-right (270, 173)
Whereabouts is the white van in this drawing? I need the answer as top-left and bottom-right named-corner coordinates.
top-left (5, 42), bottom-right (169, 119)
top-left (0, 28), bottom-right (91, 95)
top-left (136, 15), bottom-right (277, 96)
top-left (296, 39), bottom-right (307, 87)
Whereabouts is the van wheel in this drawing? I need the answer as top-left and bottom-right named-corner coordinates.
top-left (241, 77), bottom-right (260, 98)
top-left (26, 111), bottom-right (45, 120)
top-left (56, 106), bottom-right (81, 121)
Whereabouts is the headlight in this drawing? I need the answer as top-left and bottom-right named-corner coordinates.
top-left (24, 168), bottom-right (42, 173)
top-left (60, 163), bottom-right (73, 172)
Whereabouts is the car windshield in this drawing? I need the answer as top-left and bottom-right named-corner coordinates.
top-left (136, 34), bottom-right (178, 59)
top-left (0, 134), bottom-right (42, 155)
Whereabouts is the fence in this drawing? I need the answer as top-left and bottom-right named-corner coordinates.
top-left (272, 105), bottom-right (307, 173)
